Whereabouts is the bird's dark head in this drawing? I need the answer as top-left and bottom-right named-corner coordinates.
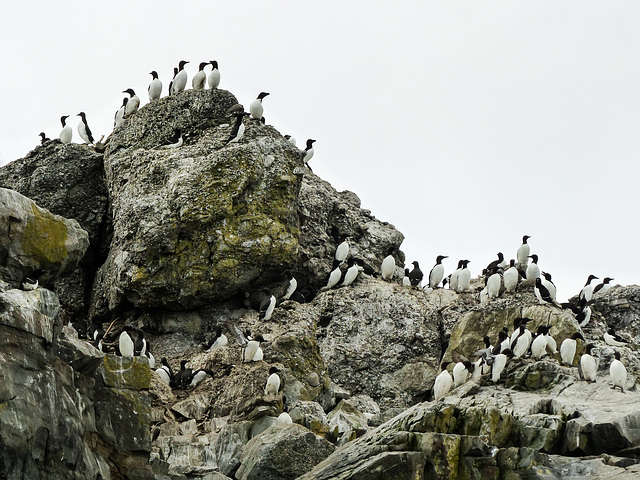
top-left (60, 115), bottom-right (69, 125)
top-left (614, 351), bottom-right (621, 361)
top-left (257, 92), bottom-right (270, 100)
top-left (412, 261), bottom-right (420, 268)
top-left (180, 360), bottom-right (188, 368)
top-left (178, 60), bottom-right (189, 69)
top-left (210, 60), bottom-right (218, 69)
top-left (542, 272), bottom-right (552, 281)
top-left (523, 235), bottom-right (531, 243)
top-left (77, 112), bottom-right (86, 119)
top-left (529, 254), bottom-right (538, 263)
top-left (463, 260), bottom-right (471, 267)
top-left (585, 344), bottom-right (595, 355)
top-left (509, 259), bottom-right (516, 267)
top-left (572, 332), bottom-right (585, 341)
top-left (123, 88), bottom-right (135, 96)
top-left (604, 277), bottom-right (614, 283)
top-left (497, 252), bottom-right (504, 260)
top-left (150, 71), bottom-right (158, 79)
top-left (198, 62), bottom-right (208, 70)
top-left (587, 274), bottom-right (599, 283)
top-left (436, 255), bottom-right (448, 263)
top-left (404, 268), bottom-right (410, 275)
top-left (253, 334), bottom-right (266, 342)
top-left (306, 139), bottom-right (316, 148)
top-left (269, 366), bottom-right (280, 374)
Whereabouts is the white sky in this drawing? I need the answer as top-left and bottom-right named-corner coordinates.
top-left (1, 2), bottom-right (638, 301)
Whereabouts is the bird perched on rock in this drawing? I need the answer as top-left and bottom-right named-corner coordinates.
top-left (242, 334), bottom-right (265, 362)
top-left (340, 258), bottom-right (361, 287)
top-left (449, 260), bottom-right (463, 292)
top-left (381, 247), bottom-right (397, 281)
top-left (148, 71), bottom-right (162, 101)
top-left (192, 62), bottom-right (208, 90)
top-left (208, 60), bottom-right (221, 89)
top-left (281, 270), bottom-right (297, 301)
top-left (324, 259), bottom-right (343, 290)
top-left (491, 348), bottom-right (514, 383)
top-left (190, 368), bottom-right (216, 387)
top-left (205, 326), bottom-right (229, 351)
top-left (535, 278), bottom-right (558, 306)
top-left (516, 235), bottom-right (531, 267)
top-left (604, 329), bottom-right (628, 347)
top-left (114, 97), bottom-right (128, 128)
top-left (39, 132), bottom-right (50, 144)
top-left (540, 272), bottom-right (557, 301)
top-left (155, 358), bottom-right (174, 386)
top-left (59, 115), bottom-right (72, 144)
top-left (452, 359), bottom-right (475, 387)
top-left (486, 269), bottom-right (502, 298)
top-left (409, 261), bottom-right (424, 288)
top-left (174, 360), bottom-right (194, 389)
top-left (250, 92), bottom-right (269, 120)
top-left (610, 351), bottom-right (627, 392)
top-left (258, 289), bottom-right (276, 321)
top-left (486, 252), bottom-right (507, 273)
top-left (457, 260), bottom-right (471, 292)
top-left (303, 139), bottom-right (316, 166)
top-left (531, 325), bottom-right (551, 359)
top-left (580, 344), bottom-right (597, 382)
top-left (284, 134), bottom-right (296, 146)
top-left (264, 366), bottom-right (281, 395)
top-left (429, 256), bottom-right (448, 289)
top-left (123, 89), bottom-right (140, 117)
top-left (503, 259), bottom-right (519, 293)
top-left (161, 129), bottom-right (183, 148)
top-left (76, 112), bottom-right (94, 144)
top-left (226, 111), bottom-right (248, 144)
top-left (525, 254), bottom-right (540, 283)
top-left (334, 234), bottom-right (350, 263)
top-left (118, 328), bottom-right (135, 358)
top-left (171, 60), bottom-right (189, 94)
top-left (578, 275), bottom-right (599, 303)
top-left (433, 362), bottom-right (453, 400)
top-left (21, 270), bottom-right (43, 291)
top-left (168, 67), bottom-right (178, 96)
top-left (560, 332), bottom-right (584, 366)
top-left (593, 277), bottom-right (614, 296)
top-left (576, 302), bottom-right (592, 328)
top-left (510, 318), bottom-right (533, 358)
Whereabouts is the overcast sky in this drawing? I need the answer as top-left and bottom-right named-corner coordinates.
top-left (1, 2), bottom-right (638, 301)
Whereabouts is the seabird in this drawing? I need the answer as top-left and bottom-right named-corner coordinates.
top-left (604, 328), bottom-right (628, 347)
top-left (118, 329), bottom-right (135, 358)
top-left (486, 252), bottom-right (507, 272)
top-left (148, 71), bottom-right (162, 101)
top-left (593, 277), bottom-right (614, 295)
top-left (172, 60), bottom-right (189, 94)
top-left (192, 62), bottom-right (208, 90)
top-left (208, 60), bottom-right (221, 89)
top-left (258, 289), bottom-right (276, 321)
top-left (157, 357), bottom-right (176, 387)
top-left (226, 112), bottom-right (248, 144)
top-left (491, 349), bottom-right (513, 383)
top-left (325, 259), bottom-right (343, 290)
top-left (161, 129), bottom-right (183, 148)
top-left (155, 366), bottom-right (172, 385)
top-left (580, 344), bottom-right (597, 382)
top-left (578, 275), bottom-right (599, 302)
top-left (486, 270), bottom-right (502, 298)
top-left (452, 360), bottom-right (475, 387)
top-left (59, 115), bottom-right (72, 144)
top-left (206, 326), bottom-right (229, 350)
top-left (190, 369), bottom-right (215, 387)
top-left (281, 270), bottom-right (297, 300)
top-left (284, 134), bottom-right (296, 146)
top-left (340, 258), bottom-right (360, 287)
top-left (402, 268), bottom-right (411, 287)
top-left (516, 235), bottom-right (531, 266)
top-left (525, 254), bottom-right (540, 282)
top-left (510, 319), bottom-right (532, 358)
top-left (530, 325), bottom-right (551, 359)
top-left (76, 112), bottom-right (94, 144)
top-left (577, 304), bottom-right (592, 327)
top-left (433, 362), bottom-right (453, 400)
top-left (409, 261), bottom-right (424, 288)
top-left (168, 67), bottom-right (178, 96)
top-left (242, 334), bottom-right (265, 362)
top-left (39, 132), bottom-right (50, 144)
top-left (560, 332), bottom-right (584, 366)
top-left (534, 278), bottom-right (556, 306)
top-left (540, 272), bottom-right (557, 301)
top-left (503, 259), bottom-right (519, 293)
top-left (334, 234), bottom-right (350, 263)
top-left (174, 360), bottom-right (193, 389)
top-left (21, 272), bottom-right (41, 291)
top-left (492, 329), bottom-right (509, 355)
top-left (249, 92), bottom-right (269, 120)
top-left (449, 260), bottom-right (463, 292)
top-left (457, 260), bottom-right (471, 292)
top-left (380, 247), bottom-right (396, 281)
top-left (264, 366), bottom-right (281, 395)
top-left (610, 351), bottom-right (627, 392)
top-left (114, 97), bottom-right (128, 128)
top-left (303, 139), bottom-right (316, 166)
top-left (429, 255), bottom-right (448, 289)
top-left (123, 89), bottom-right (140, 117)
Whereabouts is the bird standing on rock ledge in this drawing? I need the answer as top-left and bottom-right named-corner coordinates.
top-left (250, 92), bottom-right (269, 120)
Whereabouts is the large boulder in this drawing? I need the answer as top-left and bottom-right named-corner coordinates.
top-left (91, 89), bottom-right (304, 315)
top-left (0, 188), bottom-right (89, 286)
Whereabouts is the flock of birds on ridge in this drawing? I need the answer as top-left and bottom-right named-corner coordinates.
top-left (29, 229), bottom-right (629, 407)
top-left (37, 59), bottom-right (316, 165)
top-left (23, 60), bottom-right (633, 406)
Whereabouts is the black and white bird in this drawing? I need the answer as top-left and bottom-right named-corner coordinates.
top-left (227, 112), bottom-right (248, 144)
top-left (530, 325), bottom-right (551, 359)
top-left (334, 234), bottom-right (349, 263)
top-left (593, 277), bottom-right (614, 296)
top-left (457, 260), bottom-right (471, 292)
top-left (429, 256), bottom-right (448, 289)
top-left (449, 260), bottom-right (463, 292)
top-left (281, 270), bottom-right (297, 301)
top-left (491, 348), bottom-right (513, 383)
top-left (604, 328), bottom-right (628, 347)
top-left (284, 134), bottom-right (296, 146)
top-left (264, 366), bottom-right (281, 395)
top-left (486, 270), bottom-right (502, 298)
top-left (560, 332), bottom-right (584, 366)
top-left (59, 115), bottom-right (72, 144)
top-left (325, 259), bottom-right (343, 290)
top-left (576, 303), bottom-right (592, 328)
top-left (580, 344), bottom-right (597, 382)
top-left (205, 326), bottom-right (229, 350)
top-left (21, 270), bottom-right (43, 291)
top-left (381, 247), bottom-right (396, 281)
top-left (123, 89), bottom-right (140, 117)
top-left (118, 329), bottom-right (135, 358)
top-left (168, 67), bottom-right (178, 96)
top-left (148, 71), bottom-right (162, 101)
top-left (510, 318), bottom-right (533, 358)
top-left (155, 358), bottom-right (174, 386)
top-left (161, 129), bottom-right (183, 148)
top-left (486, 252), bottom-right (507, 272)
top-left (114, 97), bottom-right (128, 128)
top-left (39, 132), bottom-right (50, 144)
top-left (242, 334), bottom-right (265, 362)
top-left (192, 62), bottom-right (208, 90)
top-left (190, 368), bottom-right (215, 387)
top-left (433, 362), bottom-right (453, 400)
top-left (610, 351), bottom-right (627, 392)
top-left (76, 112), bottom-right (94, 144)
top-left (340, 258), bottom-right (361, 287)
top-left (402, 268), bottom-right (411, 287)
top-left (258, 289), bottom-right (276, 321)
top-left (503, 259), bottom-right (519, 293)
top-left (578, 275), bottom-right (599, 303)
top-left (249, 92), bottom-right (270, 120)
top-left (172, 60), bottom-right (189, 94)
top-left (534, 278), bottom-right (557, 306)
top-left (525, 254), bottom-right (540, 283)
top-left (208, 60), bottom-right (221, 89)
top-left (409, 261), bottom-right (424, 288)
top-left (540, 272), bottom-right (557, 301)
top-left (452, 360), bottom-right (475, 387)
top-left (303, 139), bottom-right (316, 166)
top-left (516, 235), bottom-right (531, 266)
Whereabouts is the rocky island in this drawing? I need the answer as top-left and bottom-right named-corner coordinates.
top-left (0, 88), bottom-right (638, 480)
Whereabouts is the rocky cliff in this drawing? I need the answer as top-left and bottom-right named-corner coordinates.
top-left (0, 88), bottom-right (639, 480)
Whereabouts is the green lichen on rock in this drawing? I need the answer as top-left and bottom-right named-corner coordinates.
top-left (99, 355), bottom-right (151, 390)
top-left (22, 204), bottom-right (68, 265)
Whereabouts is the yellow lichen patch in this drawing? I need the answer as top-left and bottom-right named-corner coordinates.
top-left (22, 204), bottom-right (68, 264)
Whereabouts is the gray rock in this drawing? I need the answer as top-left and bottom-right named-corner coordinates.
top-left (289, 401), bottom-right (329, 435)
top-left (327, 399), bottom-right (370, 445)
top-left (57, 324), bottom-right (104, 375)
top-left (236, 423), bottom-right (335, 480)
